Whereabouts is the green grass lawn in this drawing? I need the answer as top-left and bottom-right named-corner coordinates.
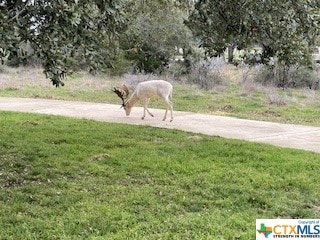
top-left (1, 111), bottom-right (320, 239)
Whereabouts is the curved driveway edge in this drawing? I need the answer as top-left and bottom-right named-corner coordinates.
top-left (1, 97), bottom-right (320, 153)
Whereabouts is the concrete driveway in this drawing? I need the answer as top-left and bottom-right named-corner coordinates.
top-left (0, 97), bottom-right (320, 153)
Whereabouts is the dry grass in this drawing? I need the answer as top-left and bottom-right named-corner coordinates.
top-left (0, 66), bottom-right (171, 92)
top-left (222, 63), bottom-right (245, 84)
top-left (0, 66), bottom-right (50, 89)
top-left (120, 73), bottom-right (162, 90)
top-left (0, 66), bottom-right (121, 95)
top-left (264, 88), bottom-right (287, 106)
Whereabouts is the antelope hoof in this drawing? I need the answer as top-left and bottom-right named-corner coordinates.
top-left (141, 116), bottom-right (145, 120)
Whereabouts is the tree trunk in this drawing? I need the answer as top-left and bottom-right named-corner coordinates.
top-left (227, 45), bottom-right (235, 63)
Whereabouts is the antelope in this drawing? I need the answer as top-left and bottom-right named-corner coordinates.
top-left (113, 80), bottom-right (173, 121)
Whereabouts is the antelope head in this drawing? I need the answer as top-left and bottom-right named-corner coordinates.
top-left (112, 84), bottom-right (129, 108)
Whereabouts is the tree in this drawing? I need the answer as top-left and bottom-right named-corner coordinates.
top-left (186, 0), bottom-right (320, 66)
top-left (120, 0), bottom-right (194, 73)
top-left (0, 0), bottom-right (127, 86)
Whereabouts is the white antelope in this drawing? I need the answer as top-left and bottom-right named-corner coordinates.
top-left (113, 80), bottom-right (174, 121)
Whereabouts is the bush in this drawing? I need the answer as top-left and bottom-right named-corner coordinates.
top-left (165, 61), bottom-right (188, 80)
top-left (265, 88), bottom-right (287, 106)
top-left (0, 64), bottom-right (7, 73)
top-left (254, 64), bottom-right (319, 89)
top-left (5, 42), bottom-right (42, 67)
top-left (123, 44), bottom-right (170, 74)
top-left (187, 58), bottom-right (225, 90)
top-left (109, 51), bottom-right (133, 76)
top-left (290, 66), bottom-right (318, 89)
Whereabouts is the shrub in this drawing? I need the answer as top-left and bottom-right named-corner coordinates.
top-left (187, 58), bottom-right (225, 90)
top-left (123, 44), bottom-right (170, 74)
top-left (290, 66), bottom-right (318, 89)
top-left (165, 61), bottom-right (188, 81)
top-left (254, 64), bottom-right (319, 89)
top-left (265, 88), bottom-right (287, 106)
top-left (0, 64), bottom-right (6, 73)
top-left (109, 51), bottom-right (133, 76)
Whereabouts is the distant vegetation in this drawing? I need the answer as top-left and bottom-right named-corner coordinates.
top-left (1, 0), bottom-right (320, 87)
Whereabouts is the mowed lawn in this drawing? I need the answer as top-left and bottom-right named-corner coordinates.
top-left (1, 111), bottom-right (320, 239)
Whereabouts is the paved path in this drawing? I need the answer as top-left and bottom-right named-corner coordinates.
top-left (1, 97), bottom-right (320, 153)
